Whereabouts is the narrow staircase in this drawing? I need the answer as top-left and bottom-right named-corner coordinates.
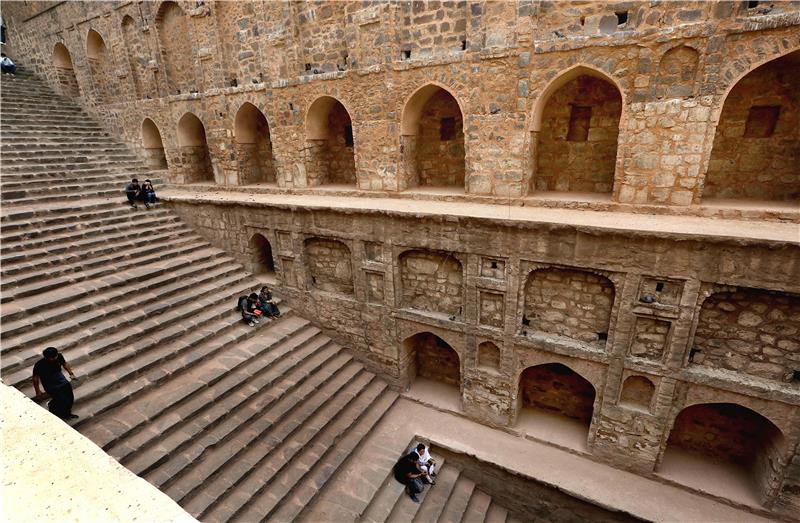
top-left (1, 69), bottom-right (401, 522)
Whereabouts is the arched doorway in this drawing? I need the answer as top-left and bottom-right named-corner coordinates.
top-left (53, 43), bottom-right (79, 98)
top-left (177, 113), bottom-right (213, 183)
top-left (156, 1), bottom-right (194, 95)
top-left (86, 29), bottom-right (114, 103)
top-left (249, 234), bottom-right (275, 276)
top-left (121, 15), bottom-right (144, 99)
top-left (516, 362), bottom-right (596, 450)
top-left (304, 96), bottom-right (356, 187)
top-left (659, 403), bottom-right (786, 505)
top-left (704, 51), bottom-right (800, 202)
top-left (234, 103), bottom-right (276, 185)
top-left (402, 332), bottom-right (461, 408)
top-left (400, 84), bottom-right (466, 191)
top-left (530, 67), bottom-right (622, 195)
top-left (141, 119), bottom-right (167, 170)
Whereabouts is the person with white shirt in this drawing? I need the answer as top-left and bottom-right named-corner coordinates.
top-left (415, 443), bottom-right (437, 480)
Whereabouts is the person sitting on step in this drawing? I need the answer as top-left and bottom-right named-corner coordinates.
top-left (124, 178), bottom-right (141, 209)
top-left (32, 347), bottom-right (78, 420)
top-left (1, 53), bottom-right (16, 75)
top-left (238, 293), bottom-right (262, 327)
top-left (140, 179), bottom-right (156, 209)
top-left (257, 286), bottom-right (280, 318)
top-left (393, 448), bottom-right (430, 503)
top-left (415, 443), bottom-right (437, 481)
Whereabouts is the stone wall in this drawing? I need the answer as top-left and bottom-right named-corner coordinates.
top-left (157, 2), bottom-right (195, 95)
top-left (693, 288), bottom-right (800, 382)
top-left (296, 1), bottom-right (348, 74)
top-left (410, 332), bottom-right (462, 387)
top-left (304, 238), bottom-right (354, 295)
top-left (179, 145), bottom-right (214, 183)
top-left (523, 268), bottom-right (615, 346)
top-left (535, 75), bottom-right (622, 193)
top-left (704, 52), bottom-right (800, 201)
top-left (400, 250), bottom-right (463, 317)
top-left (629, 317), bottom-right (671, 361)
top-left (326, 102), bottom-right (356, 185)
top-left (399, 0), bottom-right (467, 58)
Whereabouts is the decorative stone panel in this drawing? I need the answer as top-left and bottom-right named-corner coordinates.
top-left (629, 317), bottom-right (671, 361)
top-left (478, 290), bottom-right (505, 329)
top-left (304, 237), bottom-right (354, 295)
top-left (399, 249), bottom-right (463, 317)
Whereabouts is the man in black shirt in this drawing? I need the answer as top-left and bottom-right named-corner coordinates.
top-left (32, 347), bottom-right (78, 420)
top-left (393, 449), bottom-right (428, 502)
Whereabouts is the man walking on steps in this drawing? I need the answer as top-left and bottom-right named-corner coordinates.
top-left (32, 347), bottom-right (79, 420)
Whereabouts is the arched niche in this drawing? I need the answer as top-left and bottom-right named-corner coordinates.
top-left (691, 287), bottom-right (800, 382)
top-left (704, 50), bottom-right (800, 202)
top-left (304, 96), bottom-right (356, 187)
top-left (176, 112), bottom-right (213, 183)
top-left (304, 237), bottom-right (353, 295)
top-left (86, 29), bottom-right (113, 103)
top-left (477, 341), bottom-right (501, 370)
top-left (121, 15), bottom-right (144, 99)
top-left (52, 43), bottom-right (79, 98)
top-left (516, 362), bottom-right (596, 450)
top-left (249, 233), bottom-right (275, 275)
top-left (618, 375), bottom-right (655, 413)
top-left (655, 45), bottom-right (699, 99)
top-left (400, 84), bottom-right (466, 190)
top-left (660, 403), bottom-right (787, 504)
top-left (234, 102), bottom-right (276, 185)
top-left (529, 66), bottom-right (622, 195)
top-left (398, 249), bottom-right (463, 318)
top-left (523, 267), bottom-right (615, 346)
top-left (141, 118), bottom-right (167, 170)
top-left (402, 332), bottom-right (461, 389)
top-left (157, 1), bottom-right (194, 95)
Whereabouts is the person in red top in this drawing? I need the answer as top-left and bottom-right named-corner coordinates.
top-left (32, 347), bottom-right (78, 420)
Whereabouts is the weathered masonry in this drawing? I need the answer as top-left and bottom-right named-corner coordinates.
top-left (4, 0), bottom-right (799, 520)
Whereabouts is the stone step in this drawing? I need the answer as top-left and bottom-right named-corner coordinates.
top-left (0, 198), bottom-right (120, 225)
top-left (199, 374), bottom-right (390, 522)
top-left (1, 158), bottom-right (144, 174)
top-left (1, 182), bottom-right (137, 203)
top-left (145, 344), bottom-right (353, 493)
top-left (398, 462), bottom-right (459, 523)
top-left (0, 230), bottom-right (201, 301)
top-left (264, 395), bottom-right (401, 523)
top-left (0, 252), bottom-right (238, 375)
top-left (462, 490), bottom-right (493, 523)
top-left (438, 474), bottom-right (477, 523)
top-left (0, 172), bottom-right (145, 192)
top-left (0, 188), bottom-right (123, 207)
top-left (0, 223), bottom-right (194, 286)
top-left (0, 137), bottom-right (119, 146)
top-left (0, 130), bottom-right (111, 139)
top-left (1, 220), bottom-right (191, 274)
top-left (0, 204), bottom-right (171, 246)
top-left (0, 151), bottom-right (137, 165)
top-left (0, 106), bottom-right (86, 115)
top-left (99, 319), bottom-right (319, 459)
top-left (483, 502), bottom-right (509, 523)
top-left (0, 208), bottom-right (177, 255)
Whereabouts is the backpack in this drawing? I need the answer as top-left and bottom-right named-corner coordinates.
top-left (236, 295), bottom-right (248, 311)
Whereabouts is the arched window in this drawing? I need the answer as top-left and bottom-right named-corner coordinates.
top-left (52, 43), bottom-right (79, 98)
top-left (530, 67), bottom-right (622, 195)
top-left (704, 51), bottom-right (800, 202)
top-left (304, 238), bottom-right (353, 295)
top-left (86, 29), bottom-right (113, 102)
top-left (304, 96), bottom-right (356, 187)
top-left (660, 403), bottom-right (786, 503)
top-left (477, 341), bottom-right (501, 370)
top-left (141, 118), bottom-right (167, 170)
top-left (400, 84), bottom-right (466, 191)
top-left (234, 103), bottom-right (276, 185)
top-left (177, 113), bottom-right (213, 183)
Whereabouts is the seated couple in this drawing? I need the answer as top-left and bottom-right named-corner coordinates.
top-left (239, 286), bottom-right (281, 327)
top-left (393, 443), bottom-right (437, 502)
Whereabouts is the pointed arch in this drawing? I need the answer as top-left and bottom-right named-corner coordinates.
top-left (156, 1), bottom-right (194, 95)
top-left (304, 96), bottom-right (356, 186)
top-left (141, 118), bottom-right (167, 170)
top-left (52, 43), bottom-right (79, 98)
top-left (176, 112), bottom-right (213, 183)
top-left (400, 83), bottom-right (466, 190)
top-left (704, 50), bottom-right (800, 202)
top-left (234, 102), bottom-right (277, 184)
top-left (402, 332), bottom-right (461, 389)
top-left (529, 66), bottom-right (623, 194)
top-left (121, 15), bottom-right (144, 99)
top-left (86, 29), bottom-right (113, 102)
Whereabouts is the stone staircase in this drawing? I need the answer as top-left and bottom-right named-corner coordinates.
top-left (0, 69), bottom-right (401, 522)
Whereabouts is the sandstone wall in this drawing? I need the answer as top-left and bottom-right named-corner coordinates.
top-left (7, 1), bottom-right (798, 205)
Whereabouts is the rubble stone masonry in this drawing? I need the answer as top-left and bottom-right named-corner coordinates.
top-left (4, 0), bottom-right (799, 518)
